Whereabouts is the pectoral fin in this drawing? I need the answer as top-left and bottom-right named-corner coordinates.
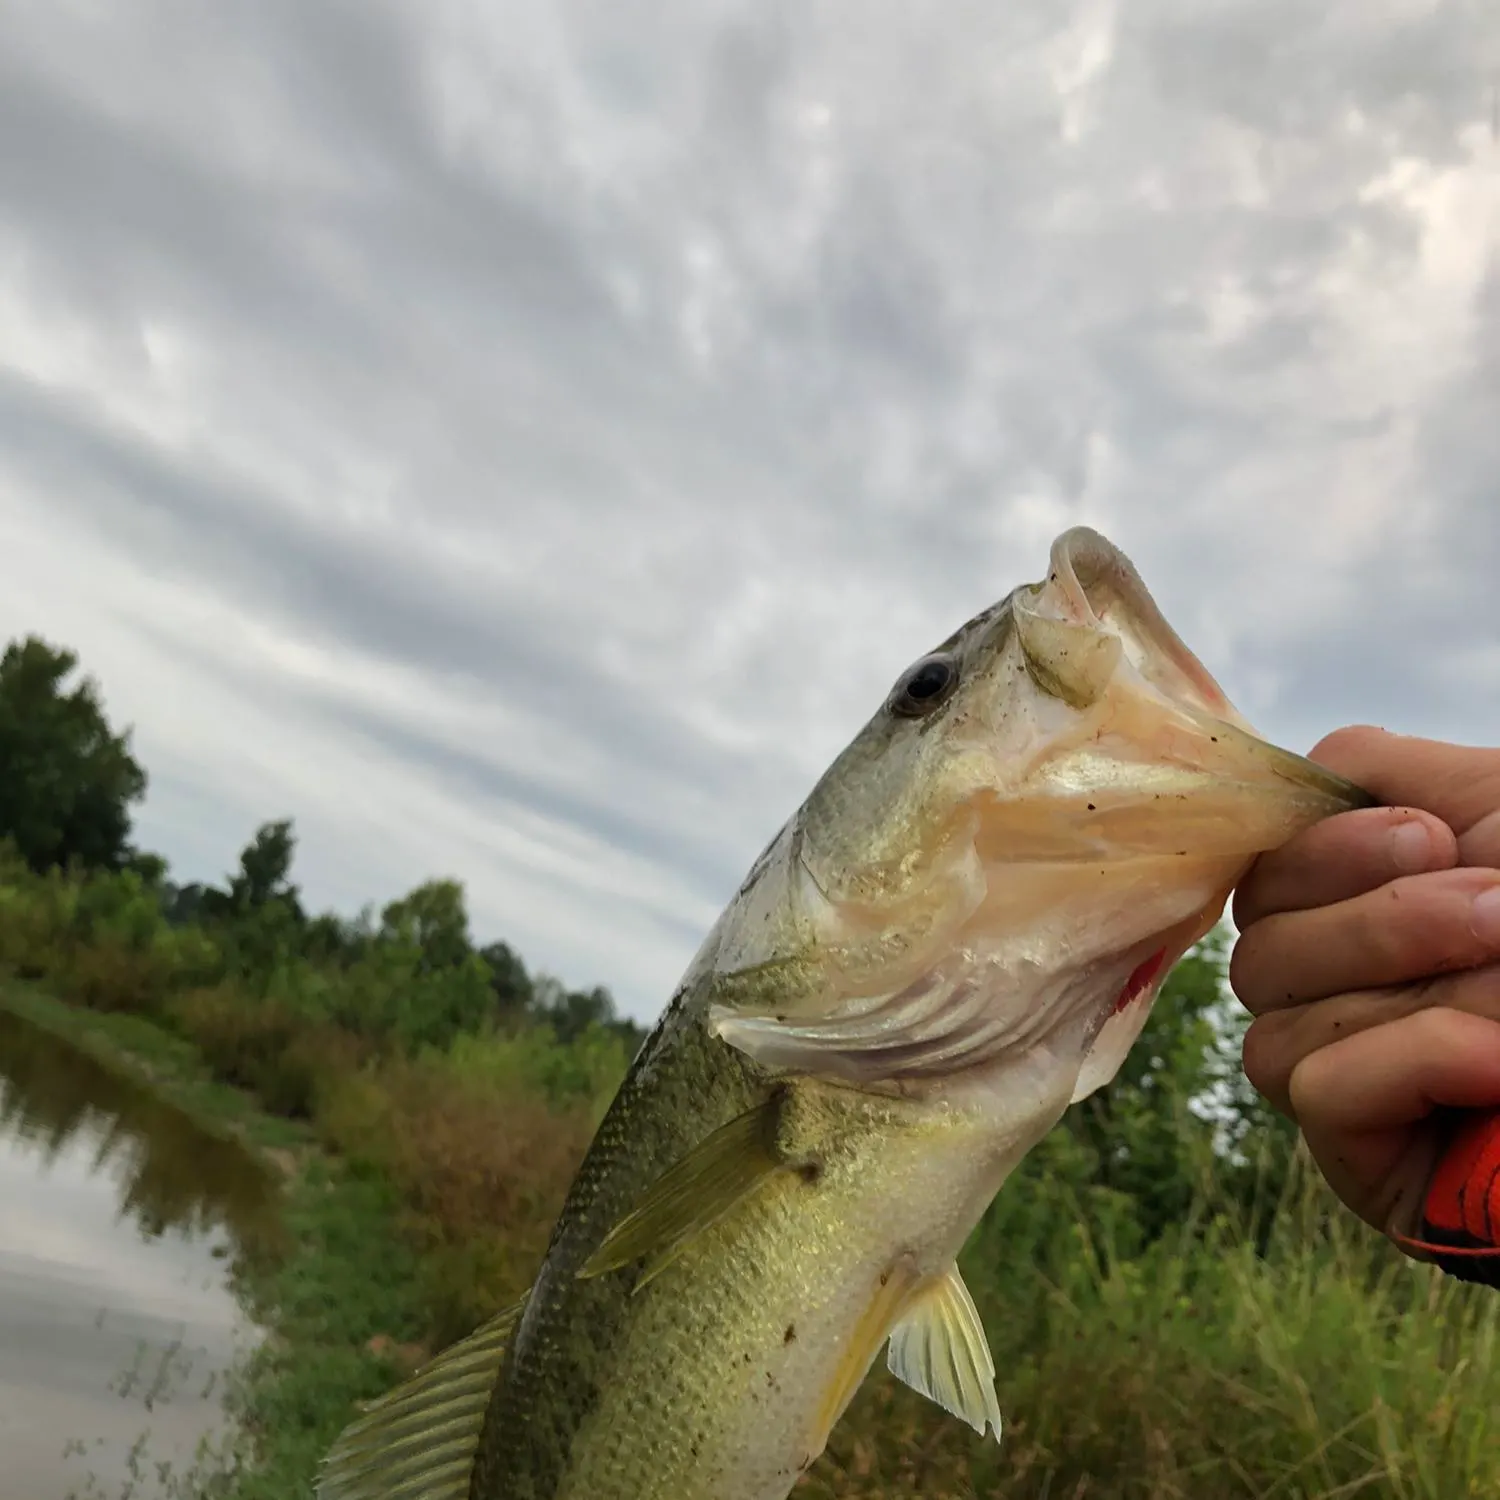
top-left (886, 1264), bottom-right (1004, 1441)
top-left (579, 1101), bottom-right (786, 1289)
top-left (316, 1296), bottom-right (527, 1500)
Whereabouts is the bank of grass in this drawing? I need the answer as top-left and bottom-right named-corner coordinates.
top-left (0, 979), bottom-right (301, 1147)
top-left (210, 1050), bottom-right (600, 1496)
top-left (3, 858), bottom-right (1499, 1498)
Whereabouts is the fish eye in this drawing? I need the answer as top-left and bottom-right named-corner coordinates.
top-left (890, 654), bottom-right (958, 717)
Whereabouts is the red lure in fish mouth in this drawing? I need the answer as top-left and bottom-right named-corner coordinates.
top-left (1111, 949), bottom-right (1166, 1017)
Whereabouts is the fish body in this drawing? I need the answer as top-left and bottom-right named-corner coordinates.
top-left (469, 995), bottom-right (1055, 1500)
top-left (319, 529), bottom-right (1370, 1500)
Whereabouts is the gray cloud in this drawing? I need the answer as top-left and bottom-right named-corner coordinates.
top-left (1, 0), bottom-right (1497, 1016)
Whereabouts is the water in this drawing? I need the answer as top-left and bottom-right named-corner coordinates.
top-left (0, 1006), bottom-right (279, 1499)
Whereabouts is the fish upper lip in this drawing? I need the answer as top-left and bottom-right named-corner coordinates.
top-left (1047, 526), bottom-right (1241, 721)
top-left (1035, 528), bottom-right (1375, 814)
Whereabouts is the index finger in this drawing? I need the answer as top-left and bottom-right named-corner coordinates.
top-left (1232, 804), bottom-right (1457, 929)
top-left (1308, 726), bottom-right (1500, 840)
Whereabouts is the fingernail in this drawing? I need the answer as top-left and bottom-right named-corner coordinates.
top-left (1470, 887), bottom-right (1500, 945)
top-left (1390, 820), bottom-right (1433, 874)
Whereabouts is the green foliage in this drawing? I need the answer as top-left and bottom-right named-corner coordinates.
top-left (315, 1055), bottom-right (597, 1346)
top-left (315, 942), bottom-right (491, 1052)
top-left (0, 842), bottom-right (222, 1013)
top-left (441, 1022), bottom-right (634, 1117)
top-left (169, 988), bottom-right (316, 1118)
top-left (210, 819), bottom-right (303, 919)
top-left (191, 820), bottom-right (308, 986)
top-left (0, 636), bottom-right (148, 874)
top-left (202, 1156), bottom-right (433, 1500)
top-left (479, 939), bottom-right (533, 1022)
top-left (380, 878), bottom-right (471, 973)
top-left (526, 972), bottom-right (649, 1055)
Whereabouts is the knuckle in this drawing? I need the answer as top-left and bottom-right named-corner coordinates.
top-left (1241, 1014), bottom-right (1292, 1103)
top-left (1402, 1003), bottom-right (1471, 1052)
top-left (1459, 808), bottom-right (1500, 868)
top-left (1308, 724), bottom-right (1384, 772)
top-left (1227, 925), bottom-right (1272, 1006)
top-left (1356, 878), bottom-right (1445, 973)
top-left (1419, 965), bottom-right (1500, 1019)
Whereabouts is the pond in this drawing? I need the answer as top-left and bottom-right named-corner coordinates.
top-left (0, 1004), bottom-right (280, 1500)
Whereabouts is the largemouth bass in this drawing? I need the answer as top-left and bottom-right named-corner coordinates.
top-left (319, 528), bottom-right (1369, 1500)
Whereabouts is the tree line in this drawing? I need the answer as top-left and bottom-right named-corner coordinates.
top-left (0, 634), bottom-right (645, 1053)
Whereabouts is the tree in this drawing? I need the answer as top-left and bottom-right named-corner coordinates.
top-left (125, 849), bottom-right (169, 887)
top-left (526, 972), bottom-right (644, 1050)
top-left (549, 984), bottom-right (616, 1044)
top-left (302, 910), bottom-right (369, 967)
top-left (478, 939), bottom-right (533, 1022)
top-left (371, 879), bottom-right (495, 1047)
top-left (200, 819), bottom-right (306, 983)
top-left (0, 636), bottom-right (147, 873)
top-left (381, 878), bottom-right (473, 973)
top-left (160, 880), bottom-right (211, 927)
top-left (211, 819), bottom-right (303, 919)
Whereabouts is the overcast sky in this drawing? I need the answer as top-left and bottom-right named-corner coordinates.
top-left (1, 2), bottom-right (1496, 1020)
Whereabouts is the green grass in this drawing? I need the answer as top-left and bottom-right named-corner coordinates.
top-left (202, 1156), bottom-right (431, 1500)
top-left (0, 980), bottom-right (301, 1149)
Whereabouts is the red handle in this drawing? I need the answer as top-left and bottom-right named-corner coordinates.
top-left (1392, 1109), bottom-right (1500, 1286)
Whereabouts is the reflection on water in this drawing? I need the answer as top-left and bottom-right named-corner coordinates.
top-left (0, 1006), bottom-right (280, 1500)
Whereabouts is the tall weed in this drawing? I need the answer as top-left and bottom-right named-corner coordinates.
top-left (318, 1055), bottom-right (597, 1344)
top-left (806, 1142), bottom-right (1500, 1499)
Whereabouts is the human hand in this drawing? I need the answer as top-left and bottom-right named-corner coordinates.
top-left (1230, 726), bottom-right (1500, 1253)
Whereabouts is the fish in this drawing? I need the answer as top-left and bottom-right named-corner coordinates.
top-left (317, 527), bottom-right (1371, 1500)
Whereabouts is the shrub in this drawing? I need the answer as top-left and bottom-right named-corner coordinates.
top-left (317, 1056), bottom-right (597, 1342)
top-left (167, 986), bottom-right (366, 1119)
top-left (441, 1022), bottom-right (632, 1117)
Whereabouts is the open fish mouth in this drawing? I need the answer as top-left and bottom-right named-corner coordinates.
top-left (716, 527), bottom-right (1373, 1089)
top-left (980, 526), bottom-right (1374, 862)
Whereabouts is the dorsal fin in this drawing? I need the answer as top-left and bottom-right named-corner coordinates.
top-left (316, 1295), bottom-right (527, 1500)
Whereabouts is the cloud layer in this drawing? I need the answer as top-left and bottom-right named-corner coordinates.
top-left (1, 1), bottom-right (1496, 1016)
